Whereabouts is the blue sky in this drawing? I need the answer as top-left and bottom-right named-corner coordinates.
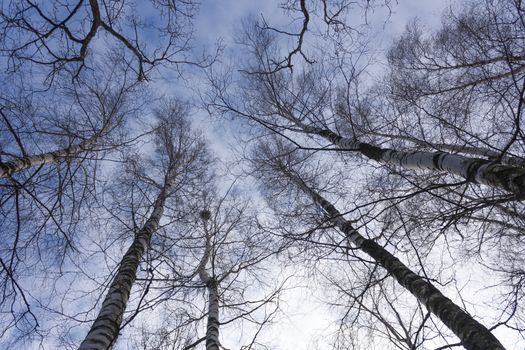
top-left (134, 2), bottom-right (525, 349)
top-left (3, 1), bottom-right (524, 349)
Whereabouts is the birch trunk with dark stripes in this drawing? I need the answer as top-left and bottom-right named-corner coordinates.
top-left (0, 122), bottom-right (110, 178)
top-left (204, 279), bottom-right (220, 350)
top-left (370, 132), bottom-right (525, 168)
top-left (78, 172), bottom-right (175, 350)
top-left (289, 117), bottom-right (525, 198)
top-left (284, 171), bottom-right (506, 350)
top-left (197, 213), bottom-right (221, 350)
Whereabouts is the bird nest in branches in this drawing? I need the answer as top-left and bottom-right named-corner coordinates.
top-left (199, 210), bottom-right (211, 221)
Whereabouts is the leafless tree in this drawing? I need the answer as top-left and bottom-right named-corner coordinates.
top-left (2, 0), bottom-right (524, 349)
top-left (0, 67), bottom-right (138, 178)
top-left (0, 0), bottom-right (213, 82)
top-left (125, 188), bottom-right (282, 350)
top-left (0, 64), bottom-right (141, 344)
top-left (204, 11), bottom-right (525, 345)
top-left (245, 0), bottom-right (393, 74)
top-left (77, 99), bottom-right (213, 349)
top-left (381, 0), bottom-right (525, 336)
top-left (384, 0), bottom-right (525, 184)
top-left (216, 21), bottom-right (525, 199)
top-left (249, 138), bottom-right (506, 350)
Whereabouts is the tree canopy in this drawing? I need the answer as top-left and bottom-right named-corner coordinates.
top-left (0, 1), bottom-right (523, 349)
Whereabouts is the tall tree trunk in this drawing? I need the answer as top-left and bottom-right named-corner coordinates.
top-left (291, 119), bottom-right (525, 198)
top-left (204, 279), bottom-right (220, 350)
top-left (286, 171), bottom-right (506, 350)
top-left (78, 175), bottom-right (174, 350)
top-left (197, 218), bottom-right (221, 350)
top-left (0, 122), bottom-right (109, 178)
top-left (371, 131), bottom-right (525, 167)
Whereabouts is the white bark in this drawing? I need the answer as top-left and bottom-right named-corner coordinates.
top-left (283, 170), bottom-right (506, 350)
top-left (197, 221), bottom-right (221, 350)
top-left (78, 173), bottom-right (175, 350)
top-left (205, 281), bottom-right (220, 350)
top-left (372, 132), bottom-right (525, 167)
top-left (0, 122), bottom-right (110, 178)
top-left (292, 119), bottom-right (525, 198)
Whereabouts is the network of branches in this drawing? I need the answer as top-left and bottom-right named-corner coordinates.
top-left (0, 1), bottom-right (523, 350)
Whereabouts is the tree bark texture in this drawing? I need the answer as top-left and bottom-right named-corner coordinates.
top-left (295, 120), bottom-right (525, 198)
top-left (204, 279), bottom-right (220, 350)
top-left (371, 132), bottom-right (525, 168)
top-left (288, 173), bottom-right (506, 350)
top-left (0, 123), bottom-right (108, 178)
top-left (197, 223), bottom-right (221, 350)
top-left (78, 178), bottom-right (173, 350)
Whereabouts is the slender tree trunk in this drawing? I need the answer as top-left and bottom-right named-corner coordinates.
top-left (371, 132), bottom-right (525, 167)
top-left (293, 118), bottom-right (525, 198)
top-left (78, 175), bottom-right (174, 350)
top-left (0, 123), bottom-right (109, 178)
top-left (286, 171), bottom-right (506, 350)
top-left (204, 279), bottom-right (220, 350)
top-left (197, 219), bottom-right (221, 350)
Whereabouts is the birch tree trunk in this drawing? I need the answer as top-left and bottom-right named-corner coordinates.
top-left (286, 171), bottom-right (506, 350)
top-left (370, 132), bottom-right (525, 167)
top-left (204, 279), bottom-right (220, 350)
top-left (0, 123), bottom-right (109, 178)
top-left (292, 118), bottom-right (525, 198)
top-left (197, 215), bottom-right (221, 350)
top-left (78, 173), bottom-right (174, 350)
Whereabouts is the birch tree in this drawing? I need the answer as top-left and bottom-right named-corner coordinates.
top-left (214, 22), bottom-right (525, 199)
top-left (78, 168), bottom-right (177, 350)
top-left (128, 190), bottom-right (281, 350)
top-left (78, 100), bottom-right (213, 350)
top-left (196, 197), bottom-right (279, 350)
top-left (250, 139), bottom-right (506, 350)
top-left (378, 1), bottom-right (525, 333)
top-left (0, 70), bottom-right (136, 179)
top-left (0, 0), bottom-right (208, 82)
top-left (207, 13), bottom-right (525, 339)
top-left (0, 66), bottom-right (140, 342)
top-left (196, 209), bottom-right (221, 350)
top-left (382, 0), bottom-right (525, 194)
